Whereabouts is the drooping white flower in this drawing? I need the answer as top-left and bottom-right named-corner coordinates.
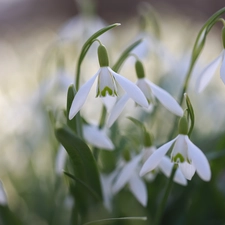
top-left (83, 124), bottom-right (114, 150)
top-left (142, 146), bottom-right (187, 185)
top-left (100, 170), bottom-right (119, 211)
top-left (58, 15), bottom-right (109, 43)
top-left (107, 77), bottom-right (183, 127)
top-left (112, 146), bottom-right (187, 206)
top-left (0, 181), bottom-right (7, 206)
top-left (140, 134), bottom-right (211, 181)
top-left (69, 45), bottom-right (148, 120)
top-left (112, 154), bottom-right (148, 207)
top-left (55, 145), bottom-right (67, 175)
top-left (197, 49), bottom-right (225, 92)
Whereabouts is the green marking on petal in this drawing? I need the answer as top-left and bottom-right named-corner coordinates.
top-left (101, 87), bottom-right (114, 97)
top-left (172, 153), bottom-right (185, 163)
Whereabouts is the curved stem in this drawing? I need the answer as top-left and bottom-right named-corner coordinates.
top-left (75, 23), bottom-right (120, 90)
top-left (154, 164), bottom-right (177, 225)
top-left (168, 8), bottom-right (225, 140)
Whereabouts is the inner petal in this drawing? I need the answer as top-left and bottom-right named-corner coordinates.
top-left (171, 135), bottom-right (188, 163)
top-left (136, 78), bottom-right (155, 104)
top-left (179, 161), bottom-right (196, 180)
top-left (96, 67), bottom-right (117, 97)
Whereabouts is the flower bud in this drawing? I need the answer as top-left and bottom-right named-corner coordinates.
top-left (178, 116), bottom-right (188, 135)
top-left (135, 60), bottom-right (145, 79)
top-left (98, 44), bottom-right (109, 67)
top-left (144, 131), bottom-right (153, 147)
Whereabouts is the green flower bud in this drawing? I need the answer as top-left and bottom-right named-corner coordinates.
top-left (222, 26), bottom-right (225, 49)
top-left (98, 44), bottom-right (109, 67)
top-left (135, 60), bottom-right (145, 79)
top-left (178, 116), bottom-right (188, 135)
top-left (123, 148), bottom-right (131, 162)
top-left (144, 131), bottom-right (153, 147)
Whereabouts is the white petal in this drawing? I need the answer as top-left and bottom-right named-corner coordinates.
top-left (100, 171), bottom-right (118, 211)
top-left (171, 134), bottom-right (188, 161)
top-left (106, 94), bottom-right (129, 127)
top-left (101, 96), bottom-right (117, 112)
top-left (158, 156), bottom-right (187, 186)
top-left (55, 145), bottom-right (67, 175)
top-left (220, 50), bottom-right (225, 84)
top-left (146, 80), bottom-right (183, 117)
top-left (158, 156), bottom-right (173, 177)
top-left (179, 161), bottom-right (196, 180)
top-left (140, 138), bottom-right (177, 176)
top-left (83, 125), bottom-right (114, 150)
top-left (0, 181), bottom-right (7, 206)
top-left (197, 51), bottom-right (223, 93)
top-left (174, 167), bottom-right (188, 186)
top-left (185, 136), bottom-right (211, 181)
top-left (109, 68), bottom-right (148, 108)
top-left (129, 174), bottom-right (147, 206)
top-left (112, 154), bottom-right (142, 194)
top-left (69, 70), bottom-right (99, 119)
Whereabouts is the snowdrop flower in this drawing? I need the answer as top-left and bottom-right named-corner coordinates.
top-left (55, 145), bottom-right (67, 175)
top-left (112, 131), bottom-right (187, 207)
top-left (140, 117), bottom-right (211, 181)
top-left (197, 49), bottom-right (225, 92)
top-left (112, 154), bottom-right (148, 206)
top-left (58, 0), bottom-right (111, 44)
top-left (100, 170), bottom-right (118, 211)
top-left (69, 45), bottom-right (148, 119)
top-left (142, 146), bottom-right (187, 186)
top-left (83, 124), bottom-right (114, 150)
top-left (107, 60), bottom-right (183, 127)
top-left (197, 27), bottom-right (225, 92)
top-left (0, 181), bottom-right (7, 206)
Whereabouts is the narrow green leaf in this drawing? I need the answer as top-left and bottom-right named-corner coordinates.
top-left (64, 171), bottom-right (101, 202)
top-left (66, 85), bottom-right (78, 133)
top-left (55, 126), bottom-right (103, 202)
top-left (127, 116), bottom-right (146, 132)
top-left (0, 205), bottom-right (23, 225)
top-left (83, 217), bottom-right (147, 225)
top-left (112, 39), bottom-right (143, 72)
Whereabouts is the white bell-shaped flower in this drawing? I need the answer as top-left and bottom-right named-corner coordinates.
top-left (197, 49), bottom-right (225, 92)
top-left (107, 60), bottom-right (183, 127)
top-left (140, 118), bottom-right (211, 181)
top-left (69, 45), bottom-right (148, 119)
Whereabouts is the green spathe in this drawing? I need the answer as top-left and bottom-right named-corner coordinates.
top-left (135, 60), bottom-right (145, 79)
top-left (222, 26), bottom-right (225, 48)
top-left (98, 45), bottom-right (109, 67)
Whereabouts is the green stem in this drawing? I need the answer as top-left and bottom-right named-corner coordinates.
top-left (179, 7), bottom-right (225, 105)
top-left (168, 8), bottom-right (225, 140)
top-left (154, 164), bottom-right (177, 225)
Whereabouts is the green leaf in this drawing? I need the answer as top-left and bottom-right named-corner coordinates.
top-left (64, 171), bottom-right (101, 202)
top-left (66, 84), bottom-right (80, 134)
top-left (83, 217), bottom-right (147, 225)
top-left (127, 116), bottom-right (146, 132)
top-left (55, 126), bottom-right (103, 211)
top-left (0, 205), bottom-right (23, 225)
top-left (112, 39), bottom-right (143, 72)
